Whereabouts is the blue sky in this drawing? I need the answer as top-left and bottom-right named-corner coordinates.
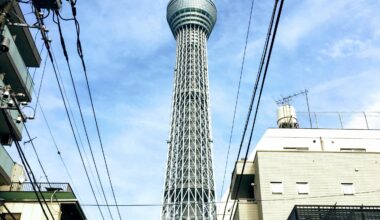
top-left (6, 0), bottom-right (380, 219)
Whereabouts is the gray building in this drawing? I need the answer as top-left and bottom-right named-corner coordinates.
top-left (0, 1), bottom-right (86, 219)
top-left (218, 108), bottom-right (380, 220)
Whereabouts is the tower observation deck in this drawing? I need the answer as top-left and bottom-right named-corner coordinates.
top-left (162, 0), bottom-right (217, 219)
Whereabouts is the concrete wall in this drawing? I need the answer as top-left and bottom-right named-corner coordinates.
top-left (255, 151), bottom-right (380, 220)
top-left (233, 202), bottom-right (258, 220)
top-left (2, 203), bottom-right (61, 220)
top-left (248, 129), bottom-right (380, 161)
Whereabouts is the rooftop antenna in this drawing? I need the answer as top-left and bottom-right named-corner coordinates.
top-left (276, 89), bottom-right (313, 128)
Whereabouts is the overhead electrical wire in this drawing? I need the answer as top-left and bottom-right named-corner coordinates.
top-left (69, 1), bottom-right (123, 218)
top-left (36, 100), bottom-right (89, 217)
top-left (233, 0), bottom-right (285, 212)
top-left (80, 185), bottom-right (380, 206)
top-left (36, 102), bottom-right (76, 192)
top-left (49, 8), bottom-right (111, 219)
top-left (25, 48), bottom-right (87, 208)
top-left (13, 135), bottom-right (55, 220)
top-left (1, 202), bottom-right (17, 220)
top-left (220, 0), bottom-right (256, 200)
top-left (32, 51), bottom-right (48, 118)
top-left (57, 1), bottom-right (123, 219)
top-left (1, 108), bottom-right (55, 220)
top-left (32, 7), bottom-right (106, 219)
top-left (31, 37), bottom-right (44, 80)
top-left (5, 0), bottom-right (105, 218)
top-left (32, 58), bottom-right (91, 214)
top-left (220, 0), bottom-right (284, 219)
top-left (1, 3), bottom-right (56, 220)
top-left (52, 11), bottom-right (114, 220)
top-left (22, 125), bottom-right (51, 184)
top-left (50, 44), bottom-right (105, 206)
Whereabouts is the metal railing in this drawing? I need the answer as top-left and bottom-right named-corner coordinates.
top-left (296, 112), bottom-right (380, 130)
top-left (8, 182), bottom-right (72, 192)
top-left (288, 205), bottom-right (380, 220)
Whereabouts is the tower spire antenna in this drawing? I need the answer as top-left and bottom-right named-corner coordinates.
top-left (162, 0), bottom-right (217, 219)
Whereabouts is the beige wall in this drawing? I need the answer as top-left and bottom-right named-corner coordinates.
top-left (233, 202), bottom-right (258, 220)
top-left (3, 203), bottom-right (61, 220)
top-left (255, 151), bottom-right (380, 220)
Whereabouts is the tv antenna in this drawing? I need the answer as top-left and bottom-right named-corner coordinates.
top-left (276, 89), bottom-right (313, 128)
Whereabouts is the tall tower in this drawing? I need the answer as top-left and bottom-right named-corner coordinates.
top-left (162, 0), bottom-right (217, 219)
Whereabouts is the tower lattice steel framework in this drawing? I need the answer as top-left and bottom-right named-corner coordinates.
top-left (162, 0), bottom-right (217, 219)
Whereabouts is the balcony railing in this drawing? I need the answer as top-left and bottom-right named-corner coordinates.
top-left (288, 205), bottom-right (380, 220)
top-left (8, 182), bottom-right (73, 193)
top-left (296, 112), bottom-right (380, 130)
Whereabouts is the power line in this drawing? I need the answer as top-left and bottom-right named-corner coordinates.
top-left (1, 108), bottom-right (54, 220)
top-left (22, 48), bottom-right (84, 207)
top-left (81, 187), bottom-right (380, 206)
top-left (50, 43), bottom-right (105, 209)
top-left (17, 50), bottom-right (52, 186)
top-left (58, 1), bottom-right (123, 218)
top-left (220, 0), bottom-right (284, 219)
top-left (23, 125), bottom-right (51, 183)
top-left (67, 1), bottom-right (122, 218)
top-left (220, 0), bottom-right (256, 200)
top-left (32, 7), bottom-right (106, 219)
top-left (220, 0), bottom-right (278, 216)
top-left (32, 50), bottom-right (48, 118)
top-left (13, 135), bottom-right (55, 220)
top-left (31, 41), bottom-right (44, 80)
top-left (53, 11), bottom-right (114, 220)
top-left (225, 1), bottom-right (285, 220)
top-left (34, 76), bottom-right (92, 216)
top-left (0, 202), bottom-right (17, 220)
top-left (36, 99), bottom-right (90, 217)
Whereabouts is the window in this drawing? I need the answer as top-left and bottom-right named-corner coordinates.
top-left (296, 182), bottom-right (309, 194)
top-left (341, 183), bottom-right (355, 195)
top-left (270, 182), bottom-right (283, 194)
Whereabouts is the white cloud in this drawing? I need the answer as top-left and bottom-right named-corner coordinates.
top-left (322, 38), bottom-right (380, 60)
top-left (277, 0), bottom-right (350, 49)
top-left (345, 99), bottom-right (380, 129)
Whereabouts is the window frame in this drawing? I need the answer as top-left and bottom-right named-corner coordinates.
top-left (270, 181), bottom-right (284, 194)
top-left (341, 183), bottom-right (355, 195)
top-left (296, 182), bottom-right (309, 195)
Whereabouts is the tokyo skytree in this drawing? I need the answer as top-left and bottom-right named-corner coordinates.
top-left (161, 0), bottom-right (217, 219)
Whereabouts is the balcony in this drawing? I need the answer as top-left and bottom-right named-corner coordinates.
top-left (7, 1), bottom-right (41, 67)
top-left (288, 205), bottom-right (380, 220)
top-left (0, 0), bottom-right (41, 67)
top-left (0, 182), bottom-right (86, 220)
top-left (0, 26), bottom-right (34, 102)
top-left (0, 81), bottom-right (23, 143)
top-left (230, 160), bottom-right (255, 200)
top-left (3, 182), bottom-right (76, 199)
top-left (0, 145), bottom-right (14, 185)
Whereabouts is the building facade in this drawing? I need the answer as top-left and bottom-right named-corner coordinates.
top-left (0, 1), bottom-right (86, 219)
top-left (161, 0), bottom-right (218, 219)
top-left (220, 122), bottom-right (380, 220)
top-left (0, 182), bottom-right (86, 220)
